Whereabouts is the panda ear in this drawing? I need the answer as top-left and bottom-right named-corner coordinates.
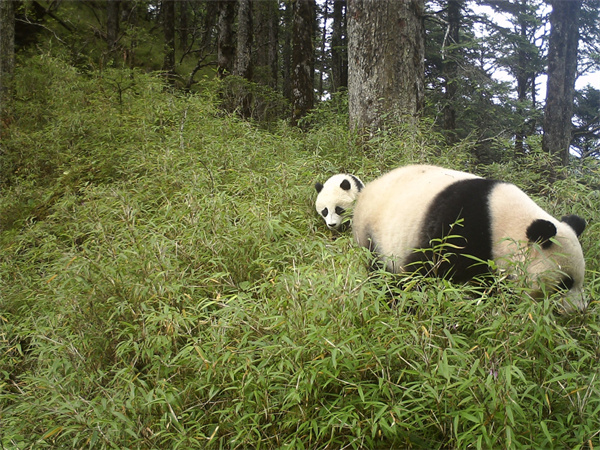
top-left (315, 182), bottom-right (324, 193)
top-left (340, 179), bottom-right (352, 191)
top-left (350, 175), bottom-right (364, 191)
top-left (526, 219), bottom-right (557, 249)
top-left (561, 214), bottom-right (586, 237)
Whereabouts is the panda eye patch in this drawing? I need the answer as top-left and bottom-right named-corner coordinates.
top-left (321, 208), bottom-right (328, 218)
top-left (558, 276), bottom-right (574, 291)
top-left (335, 206), bottom-right (345, 215)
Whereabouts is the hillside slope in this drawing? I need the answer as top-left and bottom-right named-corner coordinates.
top-left (1, 56), bottom-right (599, 449)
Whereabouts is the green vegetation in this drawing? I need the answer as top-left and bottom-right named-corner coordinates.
top-left (1, 55), bottom-right (600, 449)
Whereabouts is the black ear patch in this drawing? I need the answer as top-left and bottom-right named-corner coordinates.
top-left (340, 179), bottom-right (352, 191)
top-left (561, 214), bottom-right (586, 237)
top-left (526, 219), bottom-right (557, 249)
top-left (315, 182), bottom-right (324, 193)
top-left (350, 175), bottom-right (364, 191)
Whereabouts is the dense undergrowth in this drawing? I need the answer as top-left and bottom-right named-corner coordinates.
top-left (1, 55), bottom-right (600, 449)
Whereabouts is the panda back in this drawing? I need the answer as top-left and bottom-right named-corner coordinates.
top-left (353, 165), bottom-right (481, 274)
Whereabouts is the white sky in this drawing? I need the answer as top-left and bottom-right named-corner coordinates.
top-left (473, 4), bottom-right (599, 100)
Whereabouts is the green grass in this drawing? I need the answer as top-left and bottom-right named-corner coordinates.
top-left (1, 55), bottom-right (600, 449)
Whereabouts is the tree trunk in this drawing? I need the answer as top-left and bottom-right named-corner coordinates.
top-left (0, 0), bottom-right (15, 111)
top-left (331, 0), bottom-right (347, 92)
top-left (514, 0), bottom-right (536, 156)
top-left (291, 0), bottom-right (316, 126)
top-left (318, 0), bottom-right (328, 98)
top-left (253, 0), bottom-right (278, 88)
top-left (348, 0), bottom-right (425, 133)
top-left (542, 0), bottom-right (582, 166)
top-left (162, 0), bottom-right (176, 76)
top-left (217, 0), bottom-right (236, 78)
top-left (282, 1), bottom-right (293, 100)
top-left (178, 1), bottom-right (188, 53)
top-left (442, 0), bottom-right (461, 143)
top-left (514, 21), bottom-right (529, 156)
top-left (235, 0), bottom-right (252, 79)
top-left (107, 0), bottom-right (120, 60)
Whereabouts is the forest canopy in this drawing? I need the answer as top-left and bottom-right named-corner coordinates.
top-left (1, 0), bottom-right (599, 162)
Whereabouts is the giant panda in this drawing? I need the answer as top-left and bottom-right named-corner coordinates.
top-left (352, 164), bottom-right (588, 312)
top-left (315, 174), bottom-right (364, 231)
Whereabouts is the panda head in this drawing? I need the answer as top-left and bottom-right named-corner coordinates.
top-left (524, 214), bottom-right (587, 313)
top-left (315, 174), bottom-right (364, 231)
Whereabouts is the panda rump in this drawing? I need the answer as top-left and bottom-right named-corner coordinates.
top-left (352, 164), bottom-right (587, 312)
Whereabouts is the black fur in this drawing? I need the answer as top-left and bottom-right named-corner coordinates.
top-left (350, 175), bottom-right (364, 191)
top-left (561, 214), bottom-right (586, 237)
top-left (526, 219), bottom-right (557, 249)
top-left (340, 179), bottom-right (351, 190)
top-left (558, 275), bottom-right (575, 291)
top-left (404, 178), bottom-right (500, 282)
top-left (315, 182), bottom-right (324, 193)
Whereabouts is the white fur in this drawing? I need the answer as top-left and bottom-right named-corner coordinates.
top-left (353, 165), bottom-right (477, 264)
top-left (353, 164), bottom-right (587, 312)
top-left (315, 174), bottom-right (363, 231)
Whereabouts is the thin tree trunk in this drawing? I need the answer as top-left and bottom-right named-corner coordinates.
top-left (162, 0), bottom-right (176, 76)
top-left (0, 0), bottom-right (15, 111)
top-left (291, 0), bottom-right (316, 126)
top-left (217, 0), bottom-right (236, 78)
top-left (542, 0), bottom-right (582, 166)
top-left (331, 0), bottom-right (347, 92)
top-left (318, 0), bottom-right (328, 98)
top-left (107, 0), bottom-right (120, 61)
top-left (178, 1), bottom-right (188, 53)
top-left (254, 0), bottom-right (278, 88)
top-left (282, 1), bottom-right (293, 100)
top-left (514, 1), bottom-right (534, 156)
top-left (442, 0), bottom-right (461, 143)
top-left (235, 0), bottom-right (252, 80)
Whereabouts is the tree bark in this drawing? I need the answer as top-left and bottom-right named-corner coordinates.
top-left (178, 1), bottom-right (188, 53)
top-left (162, 0), bottom-right (176, 76)
top-left (331, 0), bottom-right (347, 92)
top-left (318, 0), bottom-right (328, 98)
top-left (0, 0), bottom-right (15, 111)
top-left (107, 0), bottom-right (120, 59)
top-left (235, 0), bottom-right (252, 79)
top-left (542, 0), bottom-right (582, 166)
top-left (348, 0), bottom-right (425, 133)
top-left (253, 0), bottom-right (278, 88)
top-left (217, 0), bottom-right (236, 78)
top-left (291, 0), bottom-right (316, 126)
top-left (282, 1), bottom-right (293, 100)
top-left (442, 0), bottom-right (461, 143)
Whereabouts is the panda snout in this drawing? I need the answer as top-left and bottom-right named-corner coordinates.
top-left (561, 291), bottom-right (588, 314)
